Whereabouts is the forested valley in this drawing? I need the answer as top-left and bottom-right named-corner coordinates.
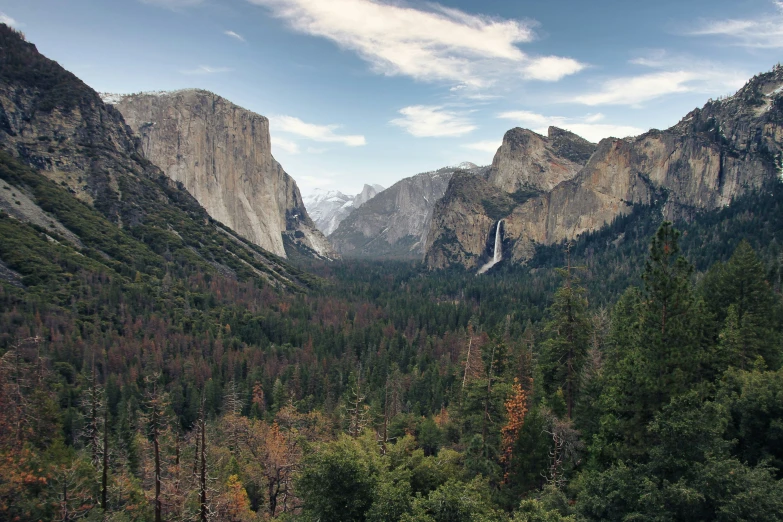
top-left (2, 142), bottom-right (783, 521)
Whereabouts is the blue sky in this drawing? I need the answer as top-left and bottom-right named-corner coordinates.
top-left (2, 0), bottom-right (782, 195)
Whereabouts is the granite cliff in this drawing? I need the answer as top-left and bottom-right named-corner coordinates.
top-left (106, 90), bottom-right (334, 260)
top-left (0, 24), bottom-right (313, 289)
top-left (330, 165), bottom-right (487, 258)
top-left (487, 127), bottom-right (595, 193)
top-left (425, 66), bottom-right (783, 270)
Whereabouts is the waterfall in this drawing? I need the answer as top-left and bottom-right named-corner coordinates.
top-left (478, 220), bottom-right (503, 275)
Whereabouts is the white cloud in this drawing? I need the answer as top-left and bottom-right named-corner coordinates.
top-left (140, 0), bottom-right (204, 8)
top-left (569, 53), bottom-right (748, 107)
top-left (572, 71), bottom-right (697, 106)
top-left (0, 12), bottom-right (20, 28)
top-left (297, 174), bottom-right (339, 196)
top-left (180, 65), bottom-right (233, 75)
top-left (271, 136), bottom-right (300, 154)
top-left (690, 1), bottom-right (783, 48)
top-left (225, 30), bottom-right (246, 42)
top-left (271, 115), bottom-right (366, 147)
top-left (524, 56), bottom-right (586, 81)
top-left (462, 140), bottom-right (502, 153)
top-left (246, 0), bottom-right (585, 88)
top-left (390, 106), bottom-right (476, 138)
top-left (497, 110), bottom-right (645, 142)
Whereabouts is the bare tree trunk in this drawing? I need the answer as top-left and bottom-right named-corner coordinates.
top-left (102, 405), bottom-right (109, 510)
top-left (154, 422), bottom-right (161, 522)
top-left (462, 335), bottom-right (473, 392)
top-left (199, 398), bottom-right (208, 522)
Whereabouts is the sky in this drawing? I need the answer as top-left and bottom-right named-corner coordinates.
top-left (1, 0), bottom-right (782, 195)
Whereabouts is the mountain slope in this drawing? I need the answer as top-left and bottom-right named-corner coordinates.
top-left (0, 24), bottom-right (315, 290)
top-left (330, 165), bottom-right (487, 259)
top-left (426, 66), bottom-right (783, 270)
top-left (304, 183), bottom-right (384, 235)
top-left (106, 90), bottom-right (334, 260)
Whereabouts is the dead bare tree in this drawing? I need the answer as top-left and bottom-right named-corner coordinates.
top-left (223, 379), bottom-right (246, 455)
top-left (542, 411), bottom-right (584, 489)
top-left (143, 373), bottom-right (168, 522)
top-left (346, 371), bottom-right (370, 438)
top-left (378, 369), bottom-right (403, 452)
top-left (53, 461), bottom-right (95, 521)
top-left (0, 336), bottom-right (42, 446)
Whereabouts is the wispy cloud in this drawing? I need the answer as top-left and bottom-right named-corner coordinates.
top-left (0, 12), bottom-right (20, 28)
top-left (140, 0), bottom-right (204, 9)
top-left (224, 30), bottom-right (246, 42)
top-left (271, 115), bottom-right (366, 147)
top-left (462, 140), bottom-right (502, 153)
top-left (497, 110), bottom-right (645, 142)
top-left (390, 106), bottom-right (476, 138)
top-left (571, 71), bottom-right (697, 106)
top-left (271, 136), bottom-right (300, 154)
top-left (569, 53), bottom-right (747, 107)
top-left (689, 1), bottom-right (783, 48)
top-left (246, 0), bottom-right (585, 88)
top-left (180, 65), bottom-right (233, 75)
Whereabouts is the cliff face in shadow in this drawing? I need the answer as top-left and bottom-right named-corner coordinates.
top-left (331, 165), bottom-right (487, 259)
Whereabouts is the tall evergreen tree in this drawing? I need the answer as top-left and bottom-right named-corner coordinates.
top-left (701, 240), bottom-right (782, 371)
top-left (539, 254), bottom-right (592, 419)
top-left (597, 223), bottom-right (709, 460)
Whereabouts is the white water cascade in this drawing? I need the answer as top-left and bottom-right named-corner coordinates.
top-left (478, 220), bottom-right (503, 275)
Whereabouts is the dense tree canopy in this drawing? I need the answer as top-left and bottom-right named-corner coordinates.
top-left (2, 144), bottom-right (783, 519)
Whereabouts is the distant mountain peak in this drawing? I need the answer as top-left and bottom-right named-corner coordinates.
top-left (303, 183), bottom-right (385, 235)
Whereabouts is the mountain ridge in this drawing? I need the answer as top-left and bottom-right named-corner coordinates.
top-left (425, 65), bottom-right (783, 270)
top-left (330, 164), bottom-right (488, 259)
top-left (0, 24), bottom-right (315, 290)
top-left (304, 183), bottom-right (385, 236)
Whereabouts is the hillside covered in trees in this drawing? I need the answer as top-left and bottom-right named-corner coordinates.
top-left (2, 127), bottom-right (783, 520)
top-left (2, 19), bottom-right (783, 522)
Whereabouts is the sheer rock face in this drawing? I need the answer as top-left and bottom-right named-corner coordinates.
top-left (487, 127), bottom-right (595, 193)
top-left (426, 67), bottom-right (783, 270)
top-left (109, 90), bottom-right (334, 259)
top-left (330, 166), bottom-right (486, 259)
top-left (354, 183), bottom-right (384, 208)
top-left (424, 172), bottom-right (516, 270)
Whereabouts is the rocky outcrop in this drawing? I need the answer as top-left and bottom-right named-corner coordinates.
top-left (304, 183), bottom-right (384, 236)
top-left (331, 165), bottom-right (487, 258)
top-left (0, 27), bottom-right (157, 224)
top-left (354, 183), bottom-right (384, 208)
top-left (424, 172), bottom-right (516, 269)
top-left (0, 25), bottom-right (312, 289)
top-left (487, 127), bottom-right (595, 193)
top-left (426, 66), bottom-right (783, 270)
top-left (107, 90), bottom-right (334, 259)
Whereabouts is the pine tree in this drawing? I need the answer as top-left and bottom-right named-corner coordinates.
top-left (639, 222), bottom-right (705, 402)
top-left (701, 240), bottom-right (782, 370)
top-left (540, 250), bottom-right (592, 419)
top-left (598, 223), bottom-right (709, 461)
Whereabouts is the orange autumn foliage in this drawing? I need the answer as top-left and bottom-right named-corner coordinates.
top-left (500, 378), bottom-right (528, 483)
